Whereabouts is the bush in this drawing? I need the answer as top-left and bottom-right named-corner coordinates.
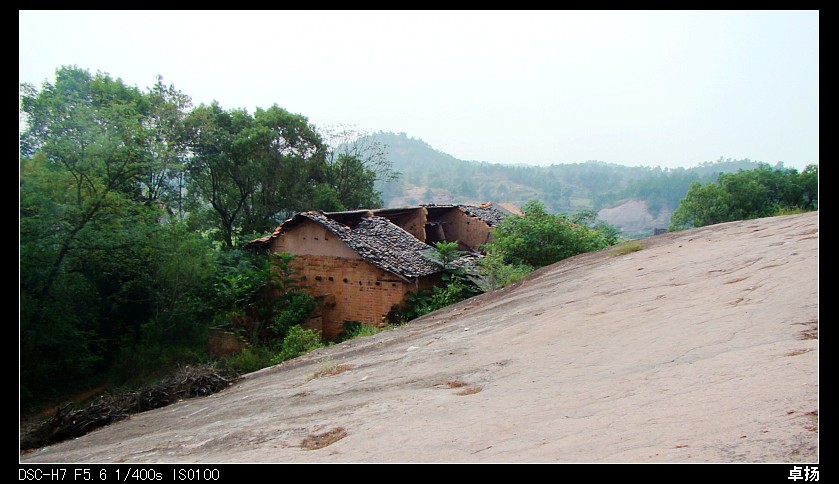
top-left (271, 292), bottom-right (318, 338)
top-left (339, 321), bottom-right (385, 341)
top-left (479, 250), bottom-right (533, 290)
top-left (272, 326), bottom-right (325, 364)
top-left (670, 163), bottom-right (818, 230)
top-left (489, 200), bottom-right (612, 268)
top-left (399, 272), bottom-right (482, 321)
top-left (224, 346), bottom-right (275, 374)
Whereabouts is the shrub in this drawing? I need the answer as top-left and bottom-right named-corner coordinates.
top-left (339, 321), bottom-right (385, 340)
top-left (399, 272), bottom-right (482, 321)
top-left (490, 200), bottom-right (611, 268)
top-left (479, 250), bottom-right (533, 290)
top-left (432, 241), bottom-right (464, 269)
top-left (271, 292), bottom-right (318, 338)
top-left (224, 346), bottom-right (275, 374)
top-left (610, 241), bottom-right (644, 257)
top-left (272, 326), bottom-right (325, 364)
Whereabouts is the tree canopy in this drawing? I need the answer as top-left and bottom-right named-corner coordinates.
top-left (488, 200), bottom-right (617, 269)
top-left (669, 163), bottom-right (818, 230)
top-left (19, 66), bottom-right (396, 414)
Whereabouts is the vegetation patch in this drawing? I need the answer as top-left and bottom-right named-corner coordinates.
top-left (271, 326), bottom-right (326, 365)
top-left (338, 321), bottom-right (386, 341)
top-left (301, 427), bottom-right (348, 450)
top-left (488, 201), bottom-right (619, 269)
top-left (20, 365), bottom-right (235, 451)
top-left (308, 358), bottom-right (353, 380)
top-left (610, 241), bottom-right (644, 257)
top-left (669, 163), bottom-right (818, 231)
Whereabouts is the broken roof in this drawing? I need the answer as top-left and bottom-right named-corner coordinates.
top-left (418, 203), bottom-right (506, 227)
top-left (456, 204), bottom-right (506, 227)
top-left (247, 211), bottom-right (442, 280)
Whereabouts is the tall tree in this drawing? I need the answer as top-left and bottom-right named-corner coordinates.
top-left (244, 104), bottom-right (324, 231)
top-left (20, 67), bottom-right (176, 407)
top-left (183, 102), bottom-right (256, 248)
top-left (139, 76), bottom-right (192, 215)
top-left (20, 66), bottom-right (153, 298)
top-left (314, 125), bottom-right (399, 210)
top-left (183, 103), bottom-right (325, 246)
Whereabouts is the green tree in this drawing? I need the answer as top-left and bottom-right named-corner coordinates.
top-left (432, 241), bottom-right (463, 269)
top-left (313, 125), bottom-right (398, 210)
top-left (183, 103), bottom-right (326, 246)
top-left (140, 76), bottom-right (192, 215)
top-left (570, 209), bottom-right (623, 245)
top-left (182, 102), bottom-right (259, 248)
top-left (798, 164), bottom-right (819, 210)
top-left (488, 200), bottom-right (612, 268)
top-left (19, 67), bottom-right (218, 412)
top-left (669, 163), bottom-right (818, 231)
top-left (245, 105), bottom-right (325, 227)
top-left (20, 67), bottom-right (155, 297)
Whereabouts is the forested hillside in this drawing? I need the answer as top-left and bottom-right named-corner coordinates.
top-left (374, 131), bottom-right (772, 234)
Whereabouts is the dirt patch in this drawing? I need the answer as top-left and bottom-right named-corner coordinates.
top-left (804, 409), bottom-right (818, 432)
top-left (796, 320), bottom-right (818, 340)
top-left (301, 427), bottom-right (348, 450)
top-left (446, 380), bottom-right (468, 388)
top-left (454, 386), bottom-right (482, 396)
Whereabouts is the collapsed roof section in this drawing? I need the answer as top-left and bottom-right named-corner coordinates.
top-left (245, 211), bottom-right (441, 280)
top-left (245, 203), bottom-right (509, 280)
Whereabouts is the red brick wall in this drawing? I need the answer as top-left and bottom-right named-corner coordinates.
top-left (270, 219), bottom-right (426, 340)
top-left (291, 255), bottom-right (413, 340)
top-left (208, 329), bottom-right (249, 358)
top-left (439, 210), bottom-right (494, 251)
top-left (270, 220), bottom-right (359, 259)
top-left (383, 207), bottom-right (428, 243)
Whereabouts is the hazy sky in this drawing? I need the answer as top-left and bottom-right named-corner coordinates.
top-left (19, 10), bottom-right (819, 170)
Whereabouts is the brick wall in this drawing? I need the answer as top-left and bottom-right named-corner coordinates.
top-left (291, 255), bottom-right (414, 340)
top-left (383, 207), bottom-right (428, 242)
top-left (270, 220), bottom-right (359, 259)
top-left (439, 209), bottom-right (494, 251)
top-left (208, 329), bottom-right (249, 358)
top-left (270, 218), bottom-right (428, 340)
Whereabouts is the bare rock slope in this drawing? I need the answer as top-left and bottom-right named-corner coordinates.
top-left (22, 212), bottom-right (819, 463)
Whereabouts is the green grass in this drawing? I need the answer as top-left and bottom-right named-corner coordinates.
top-left (775, 207), bottom-right (807, 216)
top-left (610, 241), bottom-right (644, 256)
top-left (338, 321), bottom-right (389, 341)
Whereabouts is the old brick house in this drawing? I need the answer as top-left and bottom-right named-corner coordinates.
top-left (246, 203), bottom-right (506, 340)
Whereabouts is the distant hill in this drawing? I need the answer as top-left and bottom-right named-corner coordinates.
top-left (372, 132), bottom-right (768, 236)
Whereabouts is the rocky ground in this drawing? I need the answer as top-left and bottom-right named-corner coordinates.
top-left (21, 212), bottom-right (819, 463)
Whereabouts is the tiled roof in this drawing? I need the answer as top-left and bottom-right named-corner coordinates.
top-left (244, 202), bottom-right (506, 277)
top-left (457, 204), bottom-right (506, 227)
top-left (347, 216), bottom-right (442, 278)
top-left (253, 212), bottom-right (442, 280)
